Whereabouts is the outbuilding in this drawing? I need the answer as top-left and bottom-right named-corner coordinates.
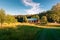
top-left (27, 18), bottom-right (40, 23)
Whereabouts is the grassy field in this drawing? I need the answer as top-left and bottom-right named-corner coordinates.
top-left (0, 25), bottom-right (60, 40)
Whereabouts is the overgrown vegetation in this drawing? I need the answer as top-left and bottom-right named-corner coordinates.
top-left (15, 3), bottom-right (60, 24)
top-left (0, 9), bottom-right (17, 27)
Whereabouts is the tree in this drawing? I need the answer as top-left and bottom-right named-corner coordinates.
top-left (0, 9), bottom-right (5, 27)
top-left (32, 15), bottom-right (40, 20)
top-left (35, 15), bottom-right (40, 20)
top-left (52, 3), bottom-right (60, 11)
top-left (5, 15), bottom-right (17, 24)
top-left (23, 16), bottom-right (28, 23)
top-left (50, 3), bottom-right (60, 23)
top-left (31, 15), bottom-right (36, 18)
top-left (41, 16), bottom-right (48, 24)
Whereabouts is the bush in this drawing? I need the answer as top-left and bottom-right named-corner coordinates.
top-left (40, 16), bottom-right (48, 25)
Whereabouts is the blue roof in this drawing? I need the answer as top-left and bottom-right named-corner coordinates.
top-left (27, 18), bottom-right (37, 21)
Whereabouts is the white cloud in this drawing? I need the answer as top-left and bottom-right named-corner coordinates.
top-left (22, 0), bottom-right (44, 14)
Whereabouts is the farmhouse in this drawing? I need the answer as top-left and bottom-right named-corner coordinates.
top-left (27, 18), bottom-right (40, 23)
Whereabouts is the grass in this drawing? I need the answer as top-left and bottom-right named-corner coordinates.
top-left (0, 25), bottom-right (60, 40)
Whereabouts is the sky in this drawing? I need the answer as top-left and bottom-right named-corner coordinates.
top-left (0, 0), bottom-right (60, 15)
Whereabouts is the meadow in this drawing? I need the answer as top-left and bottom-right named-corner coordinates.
top-left (0, 25), bottom-right (60, 40)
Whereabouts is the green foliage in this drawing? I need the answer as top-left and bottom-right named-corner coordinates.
top-left (52, 3), bottom-right (60, 11)
top-left (41, 16), bottom-right (47, 24)
top-left (50, 14), bottom-right (59, 22)
top-left (0, 9), bottom-right (17, 24)
top-left (39, 3), bottom-right (60, 23)
top-left (32, 15), bottom-right (39, 20)
top-left (0, 3), bottom-right (60, 24)
top-left (5, 15), bottom-right (17, 23)
top-left (0, 9), bottom-right (5, 27)
top-left (0, 9), bottom-right (5, 23)
top-left (50, 3), bottom-right (60, 23)
top-left (23, 16), bottom-right (28, 22)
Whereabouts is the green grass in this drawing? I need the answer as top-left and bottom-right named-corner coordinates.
top-left (0, 25), bottom-right (60, 40)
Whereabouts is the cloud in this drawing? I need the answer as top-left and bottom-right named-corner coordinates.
top-left (22, 0), bottom-right (44, 14)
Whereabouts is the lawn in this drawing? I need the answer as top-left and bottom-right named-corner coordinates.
top-left (0, 25), bottom-right (60, 40)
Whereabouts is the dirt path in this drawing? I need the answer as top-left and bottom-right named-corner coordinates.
top-left (15, 23), bottom-right (60, 29)
top-left (0, 23), bottom-right (60, 29)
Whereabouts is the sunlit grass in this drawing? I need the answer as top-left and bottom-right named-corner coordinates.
top-left (0, 25), bottom-right (60, 40)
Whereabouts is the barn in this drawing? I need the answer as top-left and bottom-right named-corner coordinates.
top-left (27, 18), bottom-right (40, 23)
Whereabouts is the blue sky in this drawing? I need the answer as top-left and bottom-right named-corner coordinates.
top-left (0, 0), bottom-right (60, 15)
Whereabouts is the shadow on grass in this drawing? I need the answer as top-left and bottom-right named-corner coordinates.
top-left (0, 25), bottom-right (60, 40)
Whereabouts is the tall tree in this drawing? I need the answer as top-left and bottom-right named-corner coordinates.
top-left (0, 9), bottom-right (5, 27)
top-left (5, 15), bottom-right (17, 23)
top-left (41, 16), bottom-right (48, 24)
top-left (32, 15), bottom-right (40, 20)
top-left (23, 16), bottom-right (28, 23)
top-left (52, 3), bottom-right (60, 11)
top-left (51, 3), bottom-right (60, 23)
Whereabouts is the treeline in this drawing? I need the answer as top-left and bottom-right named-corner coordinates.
top-left (0, 3), bottom-right (60, 26)
top-left (0, 9), bottom-right (17, 27)
top-left (15, 3), bottom-right (60, 24)
top-left (40, 3), bottom-right (60, 23)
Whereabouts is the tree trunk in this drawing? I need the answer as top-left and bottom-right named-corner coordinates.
top-left (1, 19), bottom-right (2, 28)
